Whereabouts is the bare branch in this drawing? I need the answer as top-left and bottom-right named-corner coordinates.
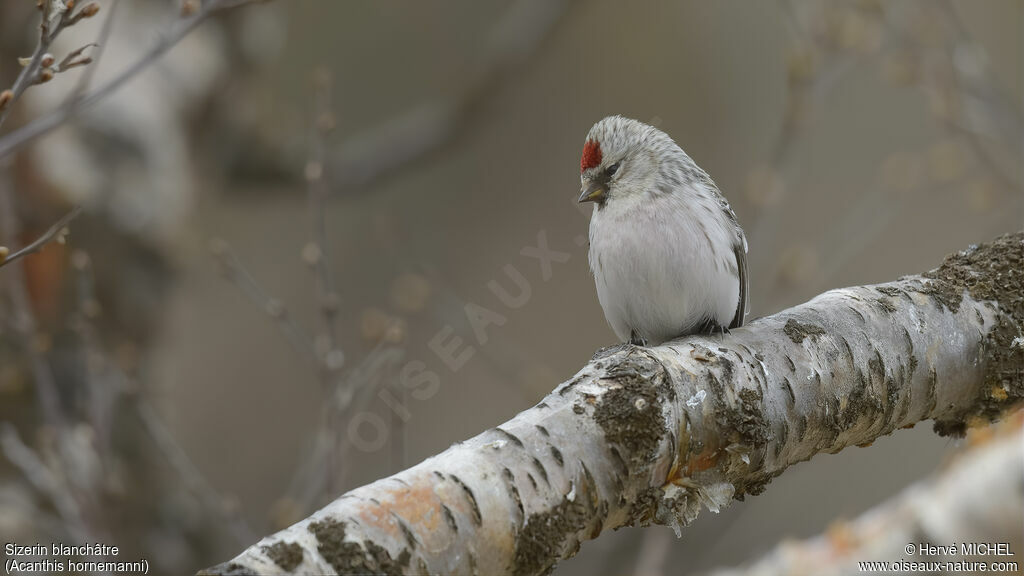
top-left (56, 43), bottom-right (97, 73)
top-left (208, 237), bottom-right (316, 360)
top-left (0, 174), bottom-right (66, 430)
top-left (0, 424), bottom-right (91, 545)
top-left (137, 400), bottom-right (257, 546)
top-left (305, 69), bottom-right (342, 371)
top-left (301, 68), bottom-right (345, 495)
top-left (0, 0), bottom-right (102, 130)
top-left (0, 205), bottom-right (82, 269)
top-left (0, 0), bottom-right (268, 160)
top-left (201, 232), bottom-right (1023, 576)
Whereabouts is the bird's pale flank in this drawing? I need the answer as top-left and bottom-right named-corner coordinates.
top-left (578, 116), bottom-right (748, 346)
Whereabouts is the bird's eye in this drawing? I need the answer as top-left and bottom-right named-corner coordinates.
top-left (605, 162), bottom-right (620, 176)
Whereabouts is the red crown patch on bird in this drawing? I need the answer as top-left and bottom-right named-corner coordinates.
top-left (581, 140), bottom-right (602, 173)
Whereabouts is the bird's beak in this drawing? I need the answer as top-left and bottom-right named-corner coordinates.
top-left (578, 181), bottom-right (607, 204)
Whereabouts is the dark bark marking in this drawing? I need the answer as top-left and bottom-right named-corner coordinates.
top-left (875, 285), bottom-right (904, 298)
top-left (447, 474), bottom-right (482, 526)
top-left (784, 354), bottom-right (796, 372)
top-left (308, 517), bottom-right (411, 576)
top-left (782, 376), bottom-right (795, 406)
top-left (511, 497), bottom-right (588, 576)
top-left (531, 456), bottom-right (550, 486)
top-left (594, 352), bottom-right (669, 469)
top-left (579, 461), bottom-right (606, 538)
top-left (198, 562), bottom-right (249, 576)
top-left (503, 467), bottom-right (525, 519)
top-left (838, 335), bottom-right (854, 362)
top-left (923, 233), bottom-right (1024, 434)
top-left (737, 387), bottom-right (770, 444)
top-left (391, 512), bottom-right (418, 551)
top-left (495, 427), bottom-right (525, 449)
top-left (776, 419), bottom-right (789, 458)
top-left (608, 444), bottom-right (628, 476)
top-left (895, 362), bottom-right (913, 424)
top-left (440, 502), bottom-right (459, 533)
top-left (550, 445), bottom-right (564, 467)
top-left (262, 542), bottom-right (303, 572)
top-left (847, 304), bottom-right (866, 323)
top-left (558, 374), bottom-right (586, 396)
top-left (783, 318), bottom-right (827, 344)
top-left (796, 414), bottom-right (808, 441)
top-left (840, 362), bottom-right (882, 431)
top-left (925, 366), bottom-right (939, 416)
top-left (875, 297), bottom-right (897, 313)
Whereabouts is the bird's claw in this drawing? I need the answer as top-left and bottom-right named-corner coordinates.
top-left (695, 318), bottom-right (729, 338)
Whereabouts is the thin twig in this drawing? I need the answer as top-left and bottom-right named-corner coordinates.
top-left (69, 250), bottom-right (117, 466)
top-left (0, 171), bottom-right (66, 431)
top-left (208, 237), bottom-right (317, 360)
top-left (304, 69), bottom-right (344, 494)
top-left (64, 0), bottom-right (123, 106)
top-left (137, 399), bottom-right (256, 546)
top-left (0, 1), bottom-right (54, 130)
top-left (0, 0), bottom-right (99, 130)
top-left (0, 424), bottom-right (91, 545)
top-left (0, 205), bottom-right (82, 269)
top-left (284, 342), bottom-right (403, 512)
top-left (306, 70), bottom-right (341, 366)
top-left (938, 0), bottom-right (1023, 143)
top-left (878, 1), bottom-right (1021, 192)
top-left (329, 343), bottom-right (404, 495)
top-left (0, 0), bottom-right (268, 160)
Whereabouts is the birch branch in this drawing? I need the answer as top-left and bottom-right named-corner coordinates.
top-left (200, 231), bottom-right (1024, 576)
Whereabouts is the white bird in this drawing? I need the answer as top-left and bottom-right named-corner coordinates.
top-left (578, 116), bottom-right (748, 346)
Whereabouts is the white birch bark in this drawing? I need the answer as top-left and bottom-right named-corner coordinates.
top-left (200, 232), bottom-right (1023, 576)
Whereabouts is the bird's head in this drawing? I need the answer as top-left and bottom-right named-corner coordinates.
top-left (578, 116), bottom-right (691, 207)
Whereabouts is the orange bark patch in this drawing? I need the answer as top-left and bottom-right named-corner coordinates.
top-left (826, 520), bottom-right (858, 554)
top-left (666, 447), bottom-right (720, 484)
top-left (358, 473), bottom-right (442, 536)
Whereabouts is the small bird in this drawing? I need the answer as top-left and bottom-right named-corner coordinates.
top-left (578, 116), bottom-right (748, 346)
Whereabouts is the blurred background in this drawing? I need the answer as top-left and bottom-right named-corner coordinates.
top-left (0, 0), bottom-right (1021, 574)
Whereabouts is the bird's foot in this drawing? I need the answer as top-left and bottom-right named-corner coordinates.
top-left (629, 330), bottom-right (648, 347)
top-left (592, 341), bottom-right (637, 360)
top-left (695, 318), bottom-right (729, 338)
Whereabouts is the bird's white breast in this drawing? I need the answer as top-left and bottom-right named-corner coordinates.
top-left (588, 190), bottom-right (740, 344)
